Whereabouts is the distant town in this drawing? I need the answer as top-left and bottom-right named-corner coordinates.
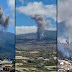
top-left (15, 48), bottom-right (57, 72)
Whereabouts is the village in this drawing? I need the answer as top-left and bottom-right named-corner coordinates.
top-left (15, 50), bottom-right (57, 72)
top-left (0, 59), bottom-right (15, 72)
top-left (58, 58), bottom-right (72, 72)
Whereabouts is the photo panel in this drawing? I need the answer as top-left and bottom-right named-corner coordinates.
top-left (16, 0), bottom-right (57, 72)
top-left (0, 0), bottom-right (15, 71)
top-left (57, 0), bottom-right (72, 71)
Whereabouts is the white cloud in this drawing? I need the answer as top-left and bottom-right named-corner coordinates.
top-left (46, 27), bottom-right (56, 31)
top-left (7, 0), bottom-right (15, 10)
top-left (19, 0), bottom-right (24, 5)
top-left (7, 0), bottom-right (15, 24)
top-left (16, 26), bottom-right (56, 35)
top-left (16, 2), bottom-right (56, 20)
top-left (16, 26), bottom-right (37, 35)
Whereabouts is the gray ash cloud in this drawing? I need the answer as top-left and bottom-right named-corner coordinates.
top-left (0, 6), bottom-right (10, 31)
top-left (31, 15), bottom-right (50, 39)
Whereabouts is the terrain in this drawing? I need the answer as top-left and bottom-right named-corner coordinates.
top-left (16, 30), bottom-right (57, 72)
top-left (0, 32), bottom-right (15, 59)
top-left (16, 30), bottom-right (56, 50)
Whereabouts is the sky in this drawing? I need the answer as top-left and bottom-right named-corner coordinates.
top-left (0, 0), bottom-right (15, 33)
top-left (16, 0), bottom-right (57, 35)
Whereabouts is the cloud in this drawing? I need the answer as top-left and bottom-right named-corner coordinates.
top-left (16, 26), bottom-right (56, 35)
top-left (46, 27), bottom-right (56, 31)
top-left (19, 0), bottom-right (24, 5)
top-left (7, 0), bottom-right (15, 10)
top-left (16, 26), bottom-right (37, 35)
top-left (7, 0), bottom-right (15, 25)
top-left (16, 2), bottom-right (56, 20)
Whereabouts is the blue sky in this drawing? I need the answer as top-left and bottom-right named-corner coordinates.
top-left (0, 0), bottom-right (56, 34)
top-left (16, 0), bottom-right (56, 6)
top-left (0, 0), bottom-right (15, 33)
top-left (16, 0), bottom-right (56, 34)
top-left (16, 0), bottom-right (56, 26)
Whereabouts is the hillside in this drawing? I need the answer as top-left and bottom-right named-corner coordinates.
top-left (16, 30), bottom-right (57, 72)
top-left (16, 30), bottom-right (56, 40)
top-left (16, 30), bottom-right (56, 51)
top-left (0, 32), bottom-right (15, 59)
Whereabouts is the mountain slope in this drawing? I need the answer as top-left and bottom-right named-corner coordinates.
top-left (0, 32), bottom-right (15, 59)
top-left (16, 30), bottom-right (56, 40)
top-left (16, 30), bottom-right (56, 50)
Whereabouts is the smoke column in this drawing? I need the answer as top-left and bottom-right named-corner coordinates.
top-left (0, 6), bottom-right (10, 31)
top-left (58, 0), bottom-right (72, 44)
top-left (58, 0), bottom-right (72, 59)
top-left (16, 2), bottom-right (56, 39)
top-left (31, 15), bottom-right (50, 39)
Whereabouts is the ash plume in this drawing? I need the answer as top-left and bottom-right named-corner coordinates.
top-left (65, 18), bottom-right (72, 44)
top-left (58, 18), bottom-right (72, 45)
top-left (58, 0), bottom-right (72, 59)
top-left (58, 0), bottom-right (72, 44)
top-left (16, 2), bottom-right (55, 39)
top-left (0, 6), bottom-right (10, 31)
top-left (31, 15), bottom-right (50, 39)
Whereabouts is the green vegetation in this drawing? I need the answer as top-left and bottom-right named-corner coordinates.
top-left (15, 31), bottom-right (57, 72)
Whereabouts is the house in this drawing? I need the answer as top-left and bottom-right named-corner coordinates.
top-left (0, 67), bottom-right (10, 72)
top-left (1, 60), bottom-right (13, 67)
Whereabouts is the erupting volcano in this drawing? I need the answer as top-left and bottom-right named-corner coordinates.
top-left (31, 15), bottom-right (50, 40)
top-left (0, 6), bottom-right (10, 31)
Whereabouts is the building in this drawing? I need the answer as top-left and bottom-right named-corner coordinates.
top-left (0, 60), bottom-right (13, 72)
top-left (0, 67), bottom-right (10, 72)
top-left (1, 60), bottom-right (13, 67)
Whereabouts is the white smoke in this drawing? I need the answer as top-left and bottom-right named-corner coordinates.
top-left (58, 0), bottom-right (72, 22)
top-left (58, 37), bottom-right (67, 44)
top-left (58, 0), bottom-right (72, 44)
